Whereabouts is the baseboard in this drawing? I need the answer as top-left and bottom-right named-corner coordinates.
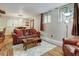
top-left (41, 36), bottom-right (63, 47)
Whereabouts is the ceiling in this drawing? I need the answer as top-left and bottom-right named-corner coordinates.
top-left (0, 3), bottom-right (67, 17)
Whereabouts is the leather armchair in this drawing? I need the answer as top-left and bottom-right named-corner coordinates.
top-left (63, 38), bottom-right (79, 56)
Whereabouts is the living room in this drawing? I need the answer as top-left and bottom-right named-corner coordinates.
top-left (0, 3), bottom-right (79, 56)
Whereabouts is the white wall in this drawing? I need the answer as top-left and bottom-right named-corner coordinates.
top-left (42, 4), bottom-right (73, 41)
top-left (32, 15), bottom-right (40, 31)
top-left (0, 14), bottom-right (7, 29)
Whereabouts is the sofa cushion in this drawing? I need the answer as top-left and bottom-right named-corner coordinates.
top-left (23, 29), bottom-right (30, 36)
top-left (29, 29), bottom-right (37, 34)
top-left (15, 29), bottom-right (23, 37)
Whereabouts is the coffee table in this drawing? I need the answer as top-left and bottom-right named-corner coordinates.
top-left (22, 37), bottom-right (41, 50)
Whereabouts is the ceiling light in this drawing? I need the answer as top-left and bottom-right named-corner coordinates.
top-left (18, 14), bottom-right (23, 16)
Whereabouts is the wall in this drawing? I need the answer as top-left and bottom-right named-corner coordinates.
top-left (32, 15), bottom-right (40, 31)
top-left (0, 14), bottom-right (7, 29)
top-left (42, 4), bottom-right (74, 41)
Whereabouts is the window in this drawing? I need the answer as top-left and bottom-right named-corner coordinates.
top-left (58, 4), bottom-right (74, 23)
top-left (43, 14), bottom-right (51, 23)
top-left (48, 15), bottom-right (51, 23)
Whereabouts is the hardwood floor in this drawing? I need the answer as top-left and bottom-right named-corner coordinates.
top-left (0, 35), bottom-right (13, 56)
top-left (42, 47), bottom-right (63, 56)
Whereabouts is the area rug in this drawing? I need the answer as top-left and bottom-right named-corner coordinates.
top-left (42, 47), bottom-right (63, 56)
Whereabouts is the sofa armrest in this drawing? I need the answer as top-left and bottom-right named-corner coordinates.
top-left (63, 45), bottom-right (75, 56)
top-left (12, 32), bottom-right (16, 36)
top-left (30, 32), bottom-right (40, 37)
top-left (37, 32), bottom-right (40, 37)
top-left (12, 33), bottom-right (17, 39)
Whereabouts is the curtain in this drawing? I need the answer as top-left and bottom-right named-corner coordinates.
top-left (40, 13), bottom-right (44, 31)
top-left (72, 3), bottom-right (79, 35)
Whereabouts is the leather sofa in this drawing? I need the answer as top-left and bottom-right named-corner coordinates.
top-left (63, 38), bottom-right (79, 56)
top-left (12, 28), bottom-right (40, 45)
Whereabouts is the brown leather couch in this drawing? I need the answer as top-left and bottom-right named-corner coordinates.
top-left (12, 28), bottom-right (40, 45)
top-left (63, 38), bottom-right (79, 56)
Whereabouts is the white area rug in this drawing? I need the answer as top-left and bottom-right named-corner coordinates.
top-left (13, 41), bottom-right (56, 56)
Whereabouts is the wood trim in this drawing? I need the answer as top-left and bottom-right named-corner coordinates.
top-left (40, 13), bottom-right (44, 31)
top-left (0, 9), bottom-right (6, 14)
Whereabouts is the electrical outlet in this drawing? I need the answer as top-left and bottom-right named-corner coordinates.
top-left (51, 35), bottom-right (53, 37)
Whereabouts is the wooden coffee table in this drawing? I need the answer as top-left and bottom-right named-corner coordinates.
top-left (22, 37), bottom-right (41, 50)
